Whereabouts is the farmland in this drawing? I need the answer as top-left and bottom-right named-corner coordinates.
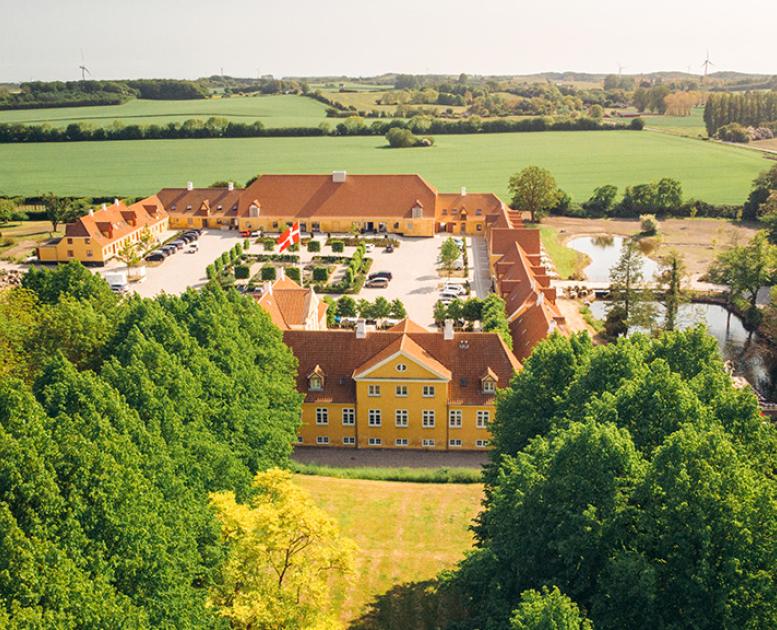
top-left (295, 474), bottom-right (482, 625)
top-left (0, 129), bottom-right (769, 203)
top-left (0, 94), bottom-right (331, 129)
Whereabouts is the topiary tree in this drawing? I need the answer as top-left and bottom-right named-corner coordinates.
top-left (261, 266), bottom-right (276, 281)
top-left (330, 240), bottom-right (344, 253)
top-left (307, 240), bottom-right (321, 253)
top-left (312, 267), bottom-right (329, 282)
top-left (285, 267), bottom-right (301, 283)
top-left (234, 265), bottom-right (250, 280)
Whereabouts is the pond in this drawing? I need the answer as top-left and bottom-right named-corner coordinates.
top-left (589, 301), bottom-right (777, 400)
top-left (567, 234), bottom-right (660, 282)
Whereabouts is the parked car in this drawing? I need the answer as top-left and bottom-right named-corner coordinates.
top-left (384, 245), bottom-right (394, 253)
top-left (364, 243), bottom-right (374, 253)
top-left (162, 245), bottom-right (177, 256)
top-left (240, 230), bottom-right (251, 238)
top-left (365, 277), bottom-right (389, 289)
top-left (443, 283), bottom-right (466, 296)
top-left (146, 251), bottom-right (165, 262)
top-left (440, 289), bottom-right (462, 300)
top-left (185, 243), bottom-right (199, 253)
top-left (250, 230), bottom-right (262, 237)
top-left (180, 234), bottom-right (195, 243)
top-left (453, 237), bottom-right (465, 247)
top-left (183, 231), bottom-right (200, 239)
top-left (368, 271), bottom-right (393, 281)
top-left (170, 240), bottom-right (185, 250)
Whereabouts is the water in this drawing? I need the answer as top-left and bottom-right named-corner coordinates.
top-left (568, 235), bottom-right (660, 282)
top-left (589, 301), bottom-right (777, 399)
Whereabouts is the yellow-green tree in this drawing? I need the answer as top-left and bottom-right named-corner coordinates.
top-left (209, 469), bottom-right (355, 629)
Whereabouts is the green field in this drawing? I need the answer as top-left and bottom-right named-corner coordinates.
top-left (642, 107), bottom-right (707, 138)
top-left (0, 94), bottom-right (330, 129)
top-left (0, 129), bottom-right (768, 203)
top-left (296, 475), bottom-right (481, 625)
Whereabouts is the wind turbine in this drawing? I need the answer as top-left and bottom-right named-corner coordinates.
top-left (617, 63), bottom-right (627, 76)
top-left (79, 49), bottom-right (91, 80)
top-left (701, 50), bottom-right (714, 82)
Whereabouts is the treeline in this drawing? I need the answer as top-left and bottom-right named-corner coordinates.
top-left (703, 91), bottom-right (777, 136)
top-left (0, 114), bottom-right (642, 144)
top-left (0, 79), bottom-right (209, 110)
top-left (442, 329), bottom-right (777, 628)
top-left (0, 263), bottom-right (301, 625)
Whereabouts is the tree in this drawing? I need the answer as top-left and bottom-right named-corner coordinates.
top-left (743, 163), bottom-right (777, 221)
top-left (42, 193), bottom-right (77, 233)
top-left (116, 239), bottom-right (141, 271)
top-left (439, 237), bottom-right (461, 278)
top-left (608, 238), bottom-right (655, 333)
top-left (389, 298), bottom-right (407, 319)
top-left (657, 250), bottom-right (687, 331)
top-left (510, 586), bottom-right (593, 630)
top-left (654, 177), bottom-right (683, 211)
top-left (336, 296), bottom-right (357, 319)
top-left (708, 231), bottom-right (777, 313)
top-left (582, 185), bottom-right (618, 217)
top-left (208, 469), bottom-right (355, 629)
top-left (481, 294), bottom-right (513, 349)
top-left (322, 296), bottom-right (337, 327)
top-left (508, 166), bottom-right (561, 223)
top-left (373, 296), bottom-right (391, 319)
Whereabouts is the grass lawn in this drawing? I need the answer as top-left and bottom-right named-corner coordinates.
top-left (0, 130), bottom-right (769, 203)
top-left (642, 107), bottom-right (708, 138)
top-left (0, 94), bottom-right (330, 129)
top-left (0, 220), bottom-right (59, 261)
top-left (295, 475), bottom-right (482, 625)
top-left (537, 224), bottom-right (589, 279)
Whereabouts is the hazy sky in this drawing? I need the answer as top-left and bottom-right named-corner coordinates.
top-left (2, 0), bottom-right (775, 82)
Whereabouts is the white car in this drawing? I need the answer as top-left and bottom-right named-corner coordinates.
top-left (440, 289), bottom-right (462, 300)
top-left (364, 243), bottom-right (374, 253)
top-left (443, 284), bottom-right (466, 296)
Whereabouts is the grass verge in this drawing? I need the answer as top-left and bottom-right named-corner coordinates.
top-left (537, 224), bottom-right (589, 279)
top-left (290, 461), bottom-right (482, 484)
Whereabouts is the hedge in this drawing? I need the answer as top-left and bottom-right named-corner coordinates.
top-left (307, 240), bottom-right (321, 252)
top-left (312, 267), bottom-right (329, 282)
top-left (234, 265), bottom-right (250, 279)
top-left (260, 266), bottom-right (276, 281)
top-left (285, 267), bottom-right (301, 282)
top-left (330, 240), bottom-right (345, 253)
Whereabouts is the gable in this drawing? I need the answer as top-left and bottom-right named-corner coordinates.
top-left (356, 351), bottom-right (451, 381)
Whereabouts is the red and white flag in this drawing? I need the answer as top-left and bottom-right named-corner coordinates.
top-left (276, 222), bottom-right (300, 253)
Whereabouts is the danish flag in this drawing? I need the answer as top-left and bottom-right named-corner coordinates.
top-left (276, 222), bottom-right (300, 252)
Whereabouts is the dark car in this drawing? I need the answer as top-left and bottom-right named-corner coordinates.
top-left (183, 231), bottom-right (200, 240)
top-left (162, 245), bottom-right (177, 256)
top-left (146, 251), bottom-right (165, 262)
top-left (384, 245), bottom-right (394, 253)
top-left (180, 233), bottom-right (195, 243)
top-left (368, 271), bottom-right (393, 281)
top-left (170, 240), bottom-right (186, 250)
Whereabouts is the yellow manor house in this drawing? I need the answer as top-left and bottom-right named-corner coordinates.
top-left (283, 319), bottom-right (520, 450)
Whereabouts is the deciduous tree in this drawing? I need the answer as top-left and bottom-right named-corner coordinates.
top-left (508, 166), bottom-right (561, 223)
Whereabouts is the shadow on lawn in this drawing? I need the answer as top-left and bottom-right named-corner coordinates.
top-left (349, 579), bottom-right (469, 630)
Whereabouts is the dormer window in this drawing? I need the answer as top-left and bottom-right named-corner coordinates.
top-left (482, 379), bottom-right (496, 394)
top-left (476, 208), bottom-right (483, 216)
top-left (307, 364), bottom-right (325, 391)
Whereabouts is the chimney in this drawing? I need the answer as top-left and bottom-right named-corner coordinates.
top-left (227, 181), bottom-right (234, 191)
top-left (88, 208), bottom-right (94, 216)
top-left (460, 186), bottom-right (467, 196)
top-left (187, 181), bottom-right (194, 191)
top-left (278, 267), bottom-right (285, 280)
top-left (101, 203), bottom-right (107, 211)
top-left (263, 280), bottom-right (273, 296)
top-left (332, 170), bottom-right (347, 183)
top-left (444, 319), bottom-right (454, 341)
top-left (355, 318), bottom-right (366, 339)
top-left (113, 198), bottom-right (119, 206)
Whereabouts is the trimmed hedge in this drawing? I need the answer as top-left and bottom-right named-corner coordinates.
top-left (330, 240), bottom-right (345, 253)
top-left (260, 265), bottom-right (276, 281)
top-left (285, 267), bottom-right (301, 282)
top-left (307, 240), bottom-right (321, 252)
top-left (234, 265), bottom-right (250, 279)
top-left (312, 267), bottom-right (329, 282)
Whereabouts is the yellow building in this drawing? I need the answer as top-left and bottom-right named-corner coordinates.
top-left (156, 183), bottom-right (241, 230)
top-left (37, 197), bottom-right (168, 265)
top-left (283, 319), bottom-right (520, 450)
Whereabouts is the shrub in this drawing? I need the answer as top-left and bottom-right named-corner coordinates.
top-left (716, 122), bottom-right (750, 143)
top-left (640, 214), bottom-right (659, 235)
top-left (263, 238), bottom-right (275, 251)
top-left (629, 117), bottom-right (645, 130)
top-left (312, 267), bottom-right (329, 282)
top-left (234, 265), bottom-right (250, 279)
top-left (307, 240), bottom-right (321, 253)
top-left (285, 266), bottom-right (301, 282)
top-left (260, 265), bottom-right (276, 281)
top-left (331, 240), bottom-right (344, 253)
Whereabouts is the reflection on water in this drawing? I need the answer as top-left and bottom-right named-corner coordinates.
top-left (589, 301), bottom-right (777, 400)
top-left (568, 235), bottom-right (660, 283)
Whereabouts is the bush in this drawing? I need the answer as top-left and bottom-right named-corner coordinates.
top-left (639, 214), bottom-right (659, 235)
top-left (307, 240), bottom-right (321, 253)
top-left (263, 238), bottom-right (275, 251)
top-left (630, 117), bottom-right (645, 130)
top-left (312, 267), bottom-right (329, 282)
top-left (330, 240), bottom-right (344, 253)
top-left (285, 266), bottom-right (301, 282)
top-left (260, 265), bottom-right (276, 281)
top-left (716, 122), bottom-right (750, 143)
top-left (234, 265), bottom-right (250, 279)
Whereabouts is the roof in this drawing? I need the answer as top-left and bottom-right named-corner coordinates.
top-left (62, 196), bottom-right (167, 246)
top-left (157, 187), bottom-right (242, 219)
top-left (283, 327), bottom-right (521, 405)
top-left (437, 192), bottom-right (505, 217)
top-left (352, 334), bottom-right (452, 380)
top-left (387, 319), bottom-right (428, 333)
top-left (255, 276), bottom-right (318, 329)
top-left (238, 174), bottom-right (439, 219)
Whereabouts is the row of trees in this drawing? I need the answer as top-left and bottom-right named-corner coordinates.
top-left (703, 91), bottom-right (777, 136)
top-left (447, 326), bottom-right (777, 628)
top-left (433, 294), bottom-right (513, 348)
top-left (327, 294), bottom-right (407, 323)
top-left (0, 263), bottom-right (339, 625)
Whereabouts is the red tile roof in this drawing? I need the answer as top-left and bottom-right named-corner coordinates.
top-left (63, 197), bottom-right (167, 246)
top-left (157, 187), bottom-right (242, 220)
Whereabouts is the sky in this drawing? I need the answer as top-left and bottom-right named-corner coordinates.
top-left (2, 0), bottom-right (775, 82)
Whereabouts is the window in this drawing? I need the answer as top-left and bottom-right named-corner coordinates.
top-left (476, 439), bottom-right (489, 448)
top-left (85, 238), bottom-right (91, 244)
top-left (315, 408), bottom-right (328, 425)
top-left (188, 218), bottom-right (194, 226)
top-left (395, 409), bottom-right (408, 427)
top-left (309, 376), bottom-right (322, 391)
top-left (476, 410), bottom-right (490, 428)
top-left (422, 385), bottom-right (435, 397)
top-left (86, 250), bottom-right (93, 257)
top-left (368, 437), bottom-right (382, 446)
top-left (297, 435), bottom-right (303, 443)
top-left (476, 208), bottom-right (483, 216)
top-left (368, 409), bottom-right (382, 426)
top-left (67, 250), bottom-right (74, 258)
top-left (343, 436), bottom-right (355, 445)
top-left (395, 363), bottom-right (407, 373)
top-left (395, 385), bottom-right (408, 397)
top-left (316, 436), bottom-right (329, 445)
top-left (477, 224), bottom-right (483, 232)
top-left (368, 384), bottom-right (381, 397)
top-left (422, 410), bottom-right (435, 428)
top-left (422, 438), bottom-right (435, 447)
top-left (449, 439), bottom-right (462, 448)
top-left (342, 408), bottom-right (355, 425)
top-left (67, 238), bottom-right (73, 244)
top-left (482, 379), bottom-right (496, 394)
top-left (442, 208), bottom-right (448, 215)
top-left (395, 438), bottom-right (408, 446)
top-left (449, 410), bottom-right (462, 428)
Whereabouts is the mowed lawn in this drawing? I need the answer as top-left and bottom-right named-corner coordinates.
top-left (295, 475), bottom-right (482, 624)
top-left (0, 130), bottom-right (768, 203)
top-left (0, 94), bottom-right (330, 129)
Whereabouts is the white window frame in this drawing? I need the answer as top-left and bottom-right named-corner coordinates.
top-left (342, 408), bottom-right (355, 425)
top-left (368, 437), bottom-right (382, 446)
top-left (422, 438), bottom-right (435, 447)
top-left (422, 410), bottom-right (435, 428)
top-left (395, 438), bottom-right (408, 446)
top-left (449, 409), bottom-right (462, 428)
top-left (395, 385), bottom-right (408, 397)
top-left (315, 408), bottom-right (329, 425)
top-left (316, 436), bottom-right (329, 445)
top-left (343, 436), bottom-right (355, 445)
top-left (368, 384), bottom-right (381, 397)
top-left (422, 385), bottom-right (435, 397)
top-left (476, 410), bottom-right (490, 428)
top-left (368, 409), bottom-right (382, 426)
top-left (482, 379), bottom-right (496, 394)
top-left (309, 375), bottom-right (322, 391)
top-left (395, 409), bottom-right (409, 427)
top-left (396, 363), bottom-right (407, 372)
top-left (449, 439), bottom-right (462, 448)
top-left (476, 439), bottom-right (489, 448)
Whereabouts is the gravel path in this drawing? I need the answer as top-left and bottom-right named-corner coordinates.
top-left (293, 446), bottom-right (489, 469)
